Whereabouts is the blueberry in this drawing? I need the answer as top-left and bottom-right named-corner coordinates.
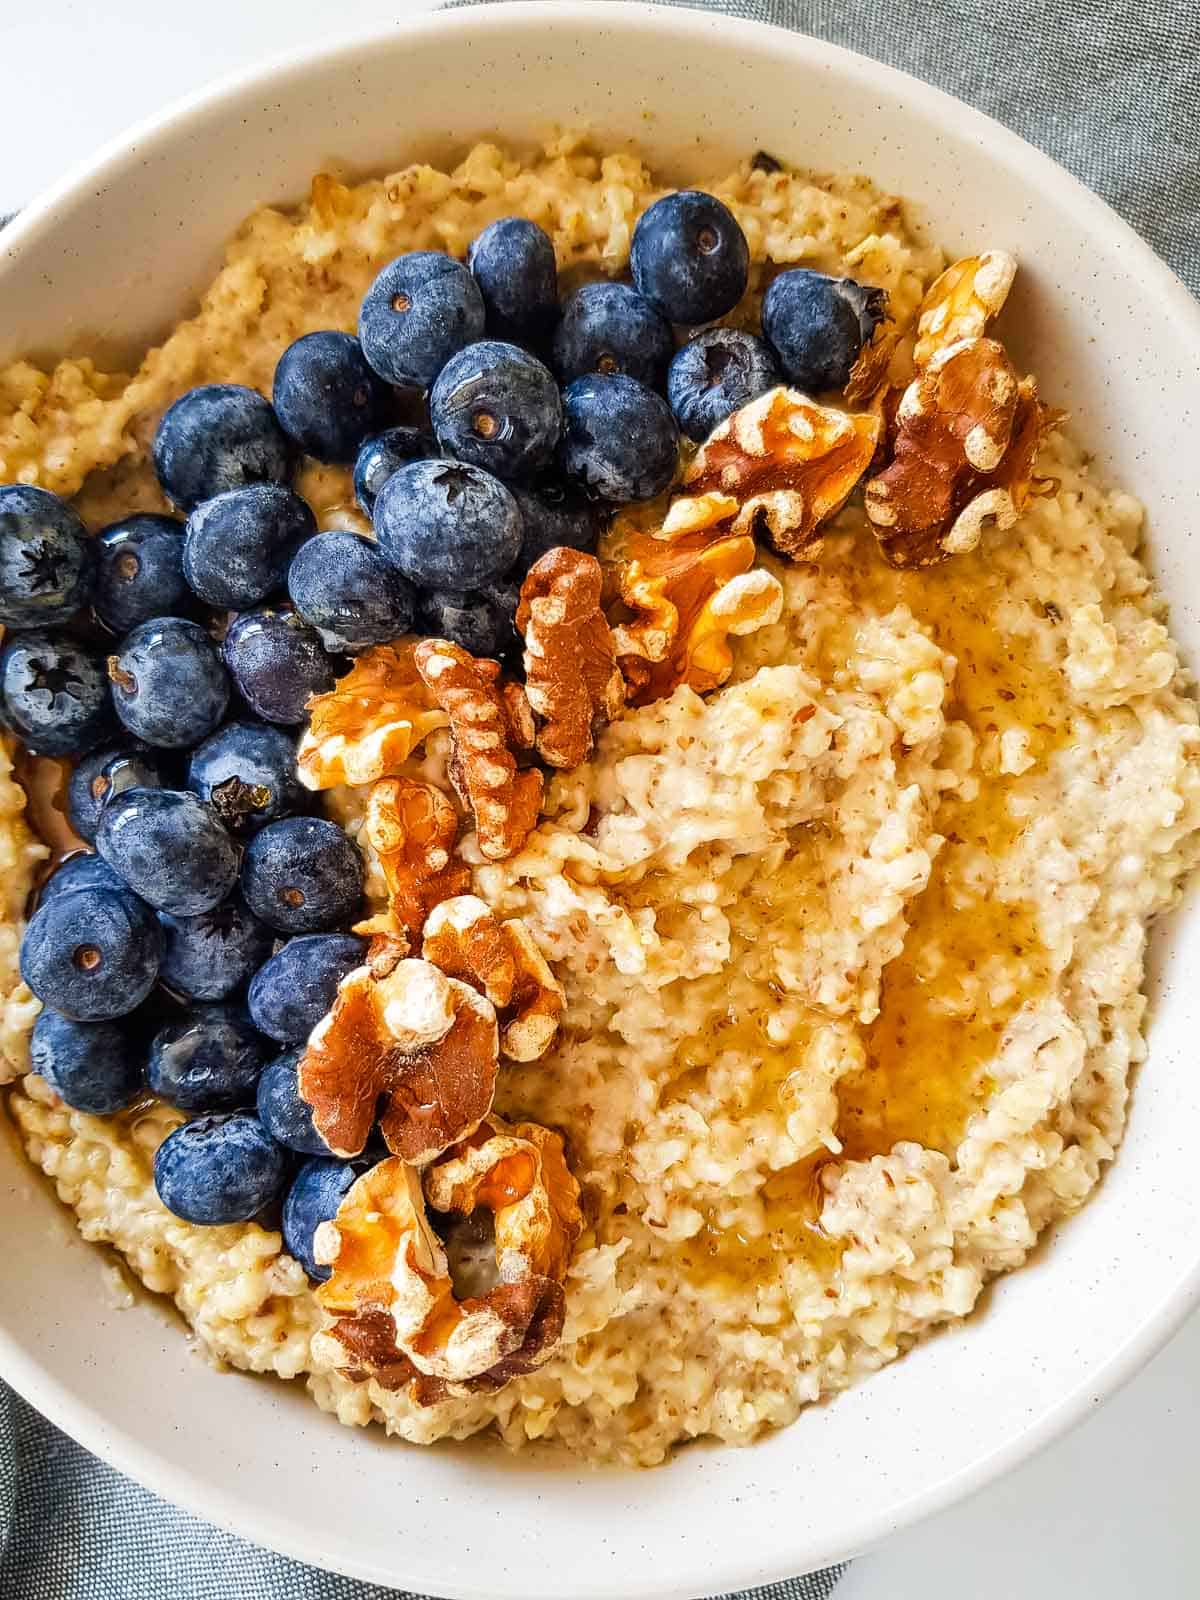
top-left (183, 485), bottom-right (315, 609)
top-left (92, 514), bottom-right (187, 634)
top-left (272, 332), bottom-right (391, 465)
top-left (667, 327), bottom-right (782, 442)
top-left (430, 340), bottom-right (561, 481)
top-left (36, 851), bottom-right (126, 909)
top-left (96, 787), bottom-right (239, 917)
top-left (511, 481), bottom-right (599, 572)
top-left (153, 1111), bottom-right (288, 1225)
top-left (353, 426), bottom-right (438, 515)
top-left (417, 580), bottom-right (519, 660)
top-left (240, 816), bottom-right (363, 935)
top-left (358, 252), bottom-right (485, 391)
top-left (187, 720), bottom-right (305, 837)
top-left (0, 631), bottom-right (114, 757)
top-left (0, 486), bottom-right (93, 629)
top-left (158, 896), bottom-right (275, 1003)
top-left (467, 217), bottom-right (559, 345)
top-left (247, 933), bottom-right (365, 1044)
top-left (551, 282), bottom-right (674, 390)
top-left (762, 269), bottom-right (887, 391)
top-left (67, 741), bottom-right (170, 844)
top-left (30, 1009), bottom-right (144, 1115)
top-left (373, 460), bottom-right (522, 590)
top-left (282, 1156), bottom-right (364, 1279)
top-left (287, 531), bottom-right (415, 653)
top-left (107, 617), bottom-right (229, 748)
top-left (256, 1047), bottom-right (327, 1156)
top-left (20, 885), bottom-right (163, 1021)
top-left (222, 608), bottom-right (334, 726)
top-left (152, 385), bottom-right (291, 512)
top-left (559, 374), bottom-right (679, 503)
top-left (147, 1003), bottom-right (270, 1113)
top-left (630, 191), bottom-right (750, 326)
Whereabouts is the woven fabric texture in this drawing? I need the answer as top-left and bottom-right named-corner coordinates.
top-left (2, 0), bottom-right (1197, 1594)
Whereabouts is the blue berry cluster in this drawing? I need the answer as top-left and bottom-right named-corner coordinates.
top-left (5, 174), bottom-right (885, 1261)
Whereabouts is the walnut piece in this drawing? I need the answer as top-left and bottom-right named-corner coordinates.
top-left (297, 640), bottom-right (448, 791)
top-left (864, 336), bottom-right (1057, 567)
top-left (682, 386), bottom-right (881, 559)
top-left (422, 895), bottom-right (564, 1062)
top-left (314, 1115), bottom-right (583, 1389)
top-left (516, 548), bottom-right (625, 769)
top-left (913, 250), bottom-right (1017, 369)
top-left (352, 776), bottom-right (471, 945)
top-left (413, 639), bottom-right (542, 862)
top-left (607, 512), bottom-right (782, 706)
top-left (298, 955), bottom-right (498, 1164)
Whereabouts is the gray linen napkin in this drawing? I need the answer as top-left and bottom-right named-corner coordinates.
top-left (2, 0), bottom-right (1198, 1594)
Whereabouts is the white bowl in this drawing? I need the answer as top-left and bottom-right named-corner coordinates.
top-left (3, 5), bottom-right (1200, 1595)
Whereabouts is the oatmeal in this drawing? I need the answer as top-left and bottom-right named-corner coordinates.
top-left (2, 137), bottom-right (1198, 1467)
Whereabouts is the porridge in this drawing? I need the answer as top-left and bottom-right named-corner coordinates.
top-left (1, 137), bottom-right (1198, 1467)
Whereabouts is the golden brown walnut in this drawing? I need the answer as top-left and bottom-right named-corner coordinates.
top-left (352, 777), bottom-right (471, 945)
top-left (913, 250), bottom-right (1017, 369)
top-left (422, 895), bottom-right (564, 1063)
top-left (864, 337), bottom-right (1057, 567)
top-left (845, 323), bottom-right (902, 408)
top-left (606, 513), bottom-right (782, 706)
top-left (297, 640), bottom-right (449, 791)
top-left (413, 639), bottom-right (542, 862)
top-left (298, 955), bottom-right (498, 1165)
top-left (314, 1115), bottom-right (583, 1389)
top-left (516, 548), bottom-right (625, 769)
top-left (683, 386), bottom-right (882, 559)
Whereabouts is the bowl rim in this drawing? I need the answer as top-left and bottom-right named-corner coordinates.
top-left (3, 4), bottom-right (1200, 1594)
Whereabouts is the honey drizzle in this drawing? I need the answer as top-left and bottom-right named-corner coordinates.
top-left (677, 526), bottom-right (1071, 1292)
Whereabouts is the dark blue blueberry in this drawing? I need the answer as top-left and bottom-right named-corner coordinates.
top-left (0, 486), bottom-right (93, 629)
top-left (256, 1047), bottom-right (327, 1156)
top-left (667, 327), bottom-right (782, 442)
top-left (373, 459), bottom-right (522, 590)
top-left (92, 514), bottom-right (187, 634)
top-left (630, 190), bottom-right (750, 326)
top-left (153, 1111), bottom-right (288, 1225)
top-left (559, 374), bottom-right (680, 503)
top-left (183, 485), bottom-right (315, 609)
top-left (467, 217), bottom-right (559, 345)
top-left (762, 269), bottom-right (887, 392)
top-left (358, 252), bottom-right (485, 391)
top-left (67, 741), bottom-right (170, 844)
top-left (551, 281), bottom-right (673, 390)
top-left (240, 815), bottom-right (363, 935)
top-left (272, 332), bottom-right (391, 464)
top-left (247, 933), bottom-right (365, 1044)
top-left (107, 617), bottom-right (229, 748)
top-left (96, 787), bottom-right (239, 917)
top-left (0, 631), bottom-right (114, 757)
top-left (186, 719), bottom-right (305, 837)
top-left (511, 481), bottom-right (599, 572)
top-left (417, 580), bottom-right (519, 660)
top-left (158, 896), bottom-right (275, 1003)
top-left (30, 1009), bottom-right (144, 1115)
top-left (430, 340), bottom-right (561, 481)
top-left (353, 426), bottom-right (438, 515)
top-left (20, 885), bottom-right (163, 1021)
top-left (283, 1156), bottom-right (364, 1279)
top-left (152, 384), bottom-right (291, 512)
top-left (287, 531), bottom-right (415, 653)
top-left (36, 851), bottom-right (126, 909)
top-left (221, 608), bottom-right (334, 726)
top-left (147, 1003), bottom-right (271, 1112)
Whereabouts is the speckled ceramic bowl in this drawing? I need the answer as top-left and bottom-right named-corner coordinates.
top-left (3, 5), bottom-right (1200, 1595)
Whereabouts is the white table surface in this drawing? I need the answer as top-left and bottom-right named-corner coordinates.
top-left (2, 4), bottom-right (1197, 1596)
